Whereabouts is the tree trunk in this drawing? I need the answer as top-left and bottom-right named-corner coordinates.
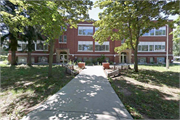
top-left (48, 40), bottom-right (55, 78)
top-left (134, 48), bottom-right (138, 72)
top-left (27, 51), bottom-right (32, 66)
top-left (11, 50), bottom-right (17, 66)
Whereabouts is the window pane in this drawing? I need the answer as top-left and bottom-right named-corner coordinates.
top-left (149, 45), bottom-right (154, 51)
top-left (37, 42), bottom-right (43, 50)
top-left (155, 45), bottom-right (161, 50)
top-left (36, 42), bottom-right (48, 51)
top-left (138, 45), bottom-right (142, 51)
top-left (78, 27), bottom-right (93, 36)
top-left (150, 29), bottom-right (154, 36)
top-left (142, 45), bottom-right (148, 51)
top-left (95, 45), bottom-right (99, 51)
top-left (143, 32), bottom-right (149, 36)
top-left (78, 41), bottom-right (93, 51)
top-left (157, 57), bottom-right (165, 63)
top-left (59, 36), bottom-right (63, 42)
top-left (18, 44), bottom-right (22, 51)
top-left (155, 30), bottom-right (162, 35)
top-left (106, 45), bottom-right (109, 51)
top-left (95, 42), bottom-right (109, 51)
top-left (138, 57), bottom-right (146, 63)
top-left (155, 27), bottom-right (166, 36)
top-left (64, 35), bottom-right (67, 42)
top-left (161, 45), bottom-right (165, 50)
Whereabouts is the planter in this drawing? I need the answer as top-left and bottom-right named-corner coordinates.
top-left (102, 62), bottom-right (110, 69)
top-left (78, 62), bottom-right (85, 68)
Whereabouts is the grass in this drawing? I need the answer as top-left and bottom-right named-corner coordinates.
top-left (0, 64), bottom-right (74, 120)
top-left (109, 64), bottom-right (180, 119)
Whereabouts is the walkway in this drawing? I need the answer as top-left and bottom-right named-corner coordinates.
top-left (22, 66), bottom-right (132, 120)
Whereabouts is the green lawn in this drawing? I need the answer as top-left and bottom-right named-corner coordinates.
top-left (0, 64), bottom-right (74, 120)
top-left (109, 64), bottom-right (180, 119)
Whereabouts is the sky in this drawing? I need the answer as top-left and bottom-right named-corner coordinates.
top-left (88, 0), bottom-right (179, 21)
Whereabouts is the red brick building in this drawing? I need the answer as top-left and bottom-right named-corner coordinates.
top-left (8, 21), bottom-right (173, 64)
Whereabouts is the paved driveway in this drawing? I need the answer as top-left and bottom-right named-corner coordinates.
top-left (22, 66), bottom-right (132, 120)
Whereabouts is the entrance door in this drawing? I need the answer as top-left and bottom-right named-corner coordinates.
top-left (60, 51), bottom-right (68, 63)
top-left (121, 52), bottom-right (127, 63)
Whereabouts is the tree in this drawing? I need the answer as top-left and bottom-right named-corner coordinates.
top-left (172, 16), bottom-right (180, 56)
top-left (93, 0), bottom-right (169, 72)
top-left (0, 0), bottom-right (28, 65)
top-left (18, 1), bottom-right (93, 77)
top-left (19, 26), bottom-right (44, 66)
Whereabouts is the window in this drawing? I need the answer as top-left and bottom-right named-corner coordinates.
top-left (149, 45), bottom-right (154, 51)
top-left (95, 42), bottom-right (109, 52)
top-left (59, 36), bottom-right (63, 42)
top-left (157, 57), bottom-right (165, 63)
top-left (155, 45), bottom-right (165, 51)
top-left (64, 35), bottom-right (67, 42)
top-left (142, 45), bottom-right (148, 51)
top-left (78, 27), bottom-right (93, 36)
top-left (18, 42), bottom-right (28, 51)
top-left (138, 42), bottom-right (165, 52)
top-left (150, 57), bottom-right (154, 63)
top-left (138, 57), bottom-right (146, 64)
top-left (142, 26), bottom-right (166, 36)
top-left (155, 27), bottom-right (166, 36)
top-left (59, 35), bottom-right (67, 43)
top-left (36, 41), bottom-right (48, 51)
top-left (18, 56), bottom-right (27, 63)
top-left (38, 56), bottom-right (48, 62)
top-left (78, 41), bottom-right (93, 52)
top-left (138, 45), bottom-right (142, 51)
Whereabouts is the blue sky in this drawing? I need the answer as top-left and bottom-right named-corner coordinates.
top-left (88, 0), bottom-right (178, 21)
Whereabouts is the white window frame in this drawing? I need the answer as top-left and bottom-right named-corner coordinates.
top-left (78, 41), bottom-right (93, 52)
top-left (17, 41), bottom-right (28, 51)
top-left (35, 40), bottom-right (48, 51)
top-left (142, 26), bottom-right (166, 36)
top-left (78, 26), bottom-right (93, 36)
top-left (95, 42), bottom-right (110, 52)
top-left (138, 42), bottom-right (165, 52)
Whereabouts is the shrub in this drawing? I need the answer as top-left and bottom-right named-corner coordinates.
top-left (92, 59), bottom-right (97, 65)
top-left (97, 55), bottom-right (105, 64)
top-left (85, 60), bottom-right (92, 65)
top-left (110, 61), bottom-right (114, 65)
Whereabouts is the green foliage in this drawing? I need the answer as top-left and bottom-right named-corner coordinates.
top-left (16, 0), bottom-right (93, 77)
top-left (172, 16), bottom-right (180, 56)
top-left (85, 60), bottom-right (92, 65)
top-left (109, 61), bottom-right (114, 65)
top-left (0, 55), bottom-right (8, 61)
top-left (93, 1), bottom-right (172, 71)
top-left (97, 55), bottom-right (105, 64)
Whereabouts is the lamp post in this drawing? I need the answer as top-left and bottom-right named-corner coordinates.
top-left (166, 24), bottom-right (169, 69)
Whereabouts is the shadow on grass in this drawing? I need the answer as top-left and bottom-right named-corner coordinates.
top-left (109, 76), bottom-right (179, 119)
top-left (0, 65), bottom-right (74, 119)
top-left (121, 68), bottom-right (179, 88)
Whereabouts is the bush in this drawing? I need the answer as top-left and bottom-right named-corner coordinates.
top-left (97, 55), bottom-right (105, 64)
top-left (85, 60), bottom-right (92, 65)
top-left (0, 55), bottom-right (8, 61)
top-left (110, 61), bottom-right (114, 65)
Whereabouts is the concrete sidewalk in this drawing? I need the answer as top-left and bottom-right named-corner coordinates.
top-left (22, 66), bottom-right (133, 120)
